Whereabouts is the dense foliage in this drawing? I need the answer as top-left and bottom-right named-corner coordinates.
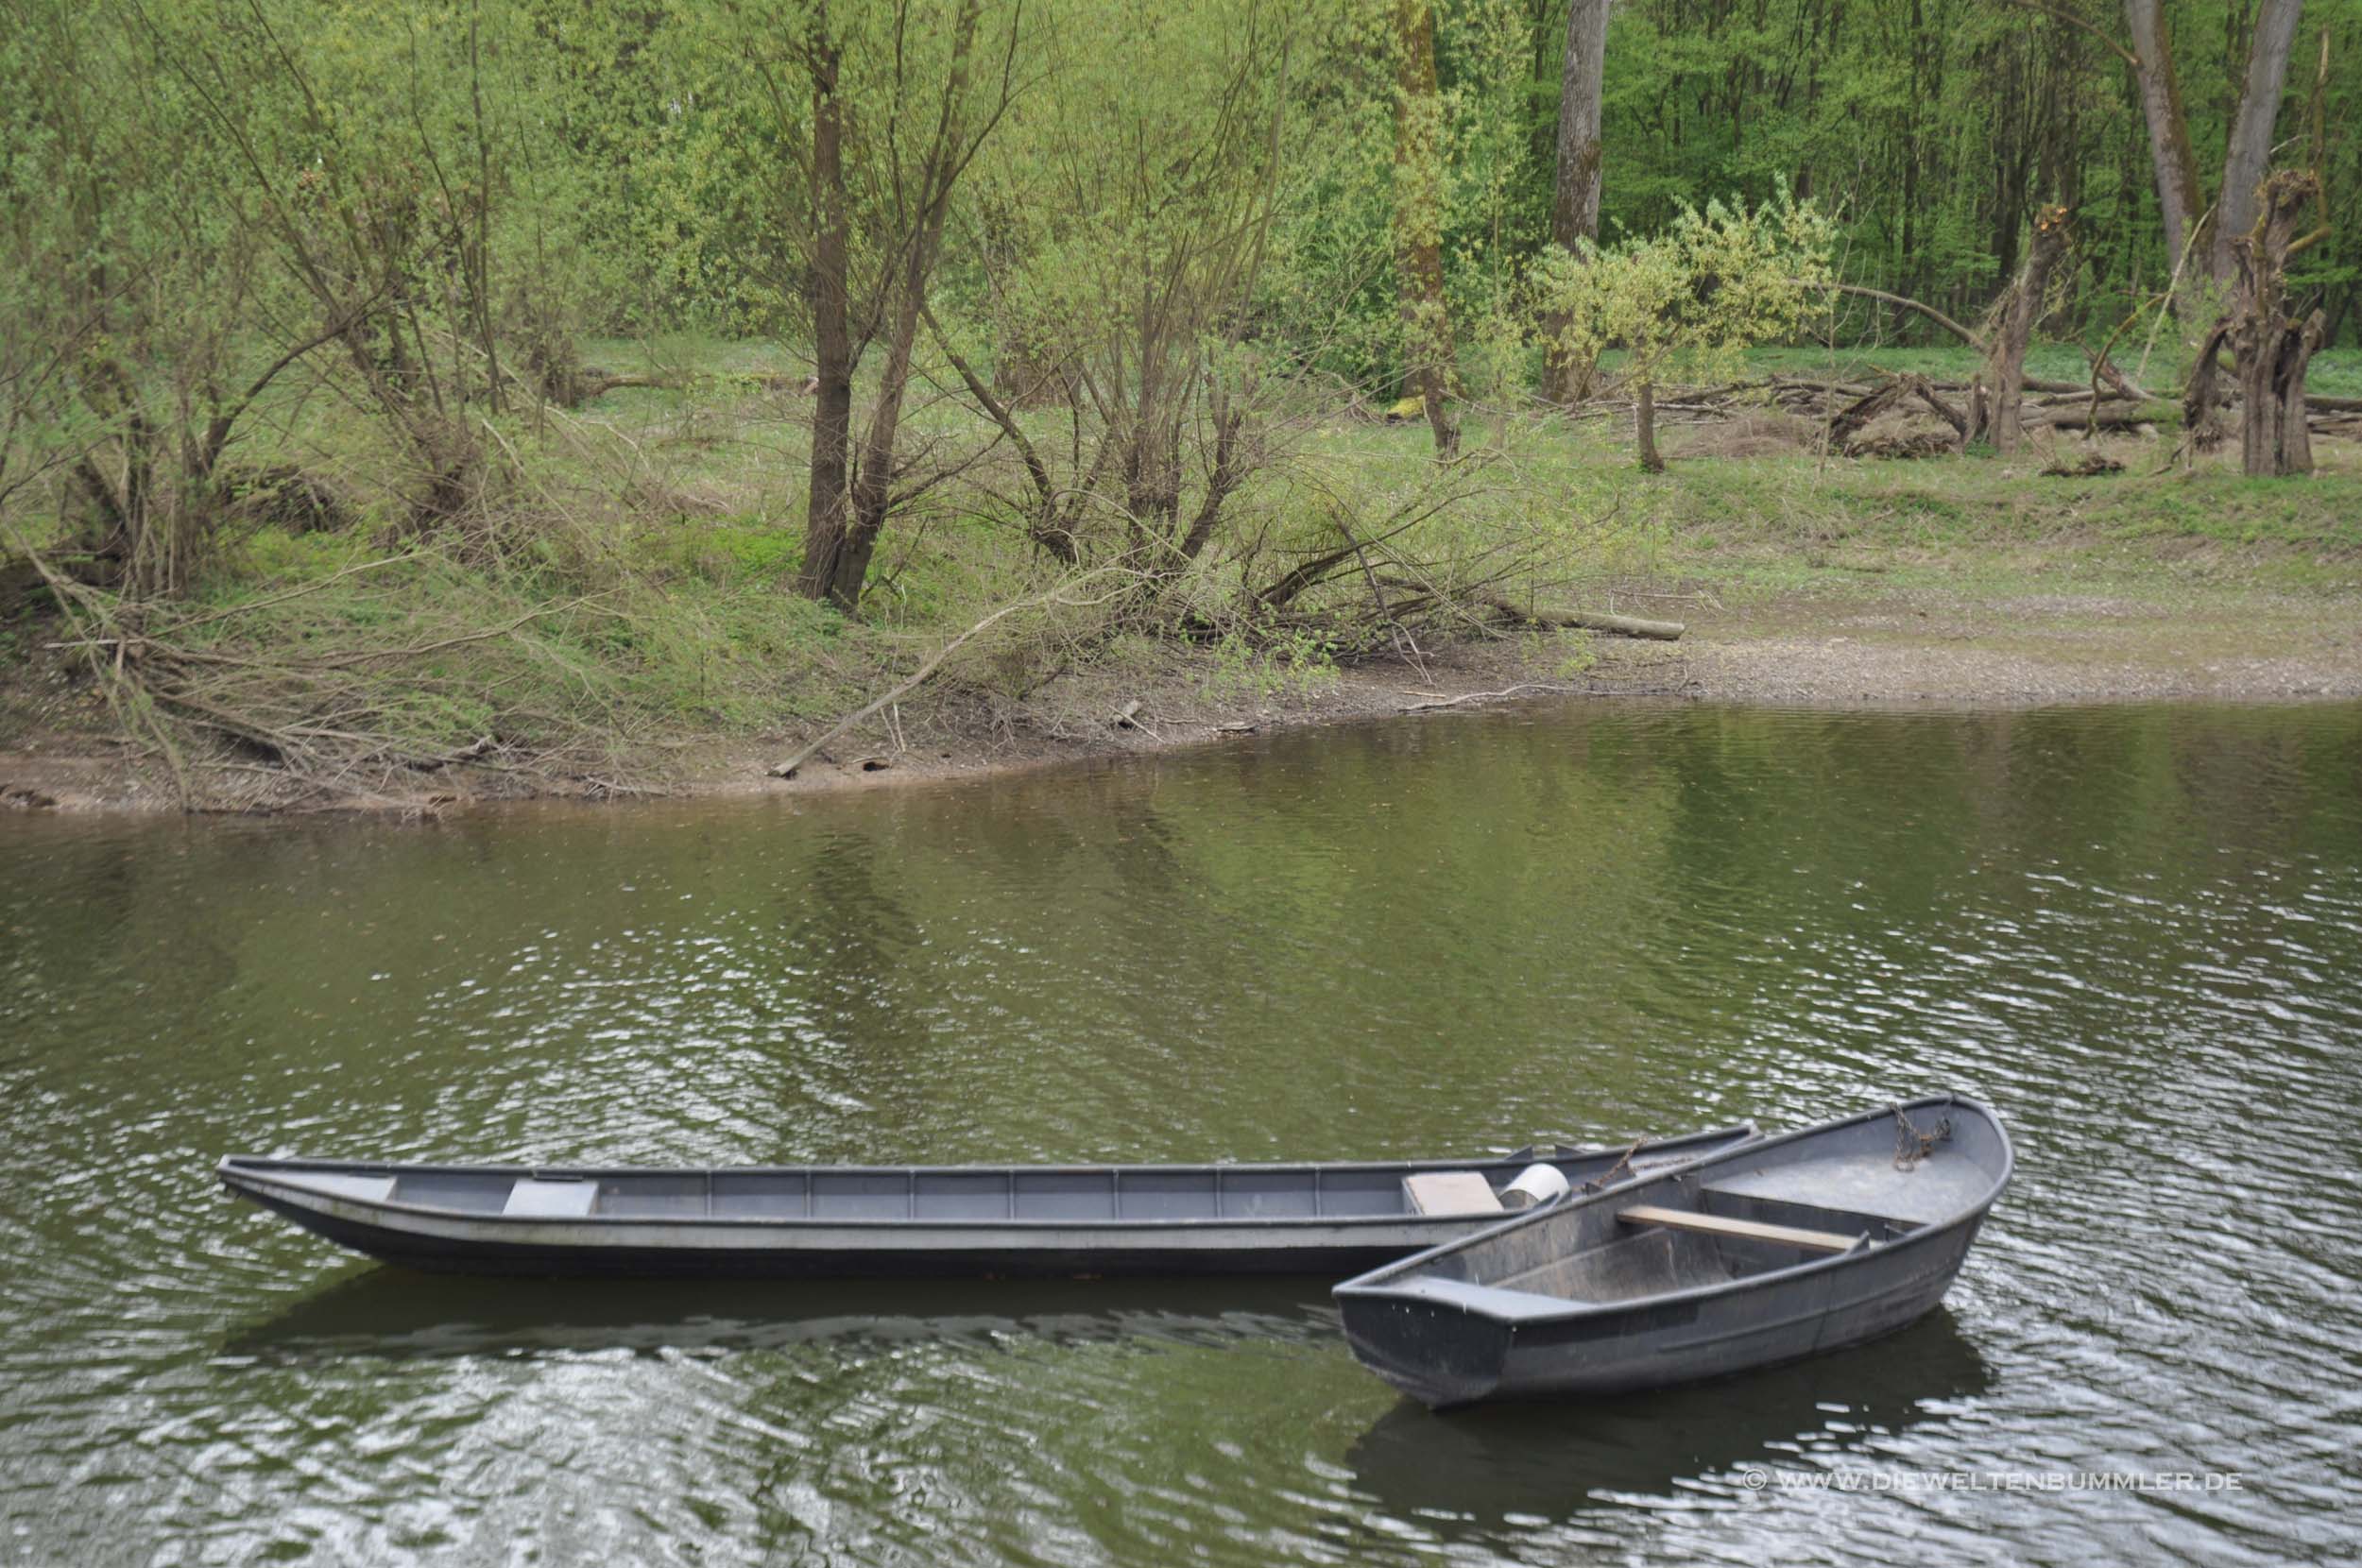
top-left (1591, 0), bottom-right (2357, 342)
top-left (0, 0), bottom-right (2350, 634)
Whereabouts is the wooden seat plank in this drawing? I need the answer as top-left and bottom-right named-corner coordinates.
top-left (505, 1179), bottom-right (601, 1219)
top-left (1403, 1171), bottom-right (1504, 1217)
top-left (1616, 1203), bottom-right (1864, 1253)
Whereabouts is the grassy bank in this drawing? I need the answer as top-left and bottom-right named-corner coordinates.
top-left (5, 340), bottom-right (2360, 810)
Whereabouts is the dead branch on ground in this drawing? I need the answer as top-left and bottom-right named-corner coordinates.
top-left (766, 568), bottom-right (1142, 779)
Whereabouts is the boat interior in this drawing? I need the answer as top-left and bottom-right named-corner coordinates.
top-left (224, 1137), bottom-right (1744, 1224)
top-left (1388, 1106), bottom-right (2006, 1306)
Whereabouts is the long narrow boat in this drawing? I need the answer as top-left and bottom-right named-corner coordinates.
top-left (217, 1123), bottom-right (1756, 1279)
top-left (1332, 1095), bottom-right (2010, 1406)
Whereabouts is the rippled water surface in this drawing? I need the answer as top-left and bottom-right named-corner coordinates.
top-left (4, 702), bottom-right (2360, 1566)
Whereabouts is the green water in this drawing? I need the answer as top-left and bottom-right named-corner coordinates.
top-left (3, 701), bottom-right (2359, 1565)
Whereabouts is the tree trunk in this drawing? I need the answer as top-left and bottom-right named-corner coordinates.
top-left (2181, 318), bottom-right (2232, 452)
top-left (2211, 0), bottom-right (2306, 286)
top-left (797, 0), bottom-right (983, 614)
top-left (2122, 0), bottom-right (2206, 309)
top-left (1393, 0), bottom-right (1458, 460)
top-left (796, 14), bottom-right (857, 607)
top-left (1971, 206), bottom-right (2070, 456)
top-left (1539, 0), bottom-right (1609, 402)
top-left (1635, 379), bottom-right (1663, 472)
top-left (2227, 170), bottom-right (2325, 476)
top-left (831, 298), bottom-right (925, 611)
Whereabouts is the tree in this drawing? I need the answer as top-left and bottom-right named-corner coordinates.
top-left (2120, 0), bottom-right (2205, 302)
top-left (1533, 190), bottom-right (1836, 471)
top-left (811, 0), bottom-right (1010, 614)
top-left (2212, 0), bottom-right (2308, 285)
top-left (2, 1), bottom-right (331, 596)
top-left (940, 0), bottom-right (1301, 579)
top-left (705, 0), bottom-right (1017, 615)
top-left (1969, 205), bottom-right (2071, 457)
top-left (1540, 0), bottom-right (1608, 403)
top-left (2185, 168), bottom-right (2327, 476)
top-left (1393, 0), bottom-right (1458, 460)
top-left (2113, 0), bottom-right (2309, 300)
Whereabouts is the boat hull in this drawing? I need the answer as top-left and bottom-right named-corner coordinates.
top-left (218, 1126), bottom-right (1756, 1280)
top-left (1332, 1096), bottom-right (2010, 1406)
top-left (1339, 1213), bottom-right (1985, 1406)
top-left (234, 1185), bottom-right (1588, 1279)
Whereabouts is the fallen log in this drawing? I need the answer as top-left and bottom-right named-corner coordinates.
top-left (1825, 380), bottom-right (1918, 442)
top-left (1913, 380), bottom-right (1969, 435)
top-left (579, 369), bottom-right (818, 401)
top-left (2020, 401), bottom-right (2175, 431)
top-left (1846, 431), bottom-right (1957, 460)
top-left (2040, 452), bottom-right (2127, 478)
top-left (1398, 682), bottom-right (1595, 713)
top-left (1472, 589), bottom-right (1684, 640)
top-left (2023, 375), bottom-right (2114, 396)
top-left (1598, 368), bottom-right (2357, 434)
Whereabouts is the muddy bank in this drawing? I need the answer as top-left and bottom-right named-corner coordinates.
top-left (6, 584), bottom-right (2358, 814)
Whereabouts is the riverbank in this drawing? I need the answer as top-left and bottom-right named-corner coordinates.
top-left (8, 571), bottom-right (2357, 813)
top-left (8, 364), bottom-right (2360, 813)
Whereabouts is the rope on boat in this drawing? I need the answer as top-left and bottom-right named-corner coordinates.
top-left (1891, 1105), bottom-right (1954, 1171)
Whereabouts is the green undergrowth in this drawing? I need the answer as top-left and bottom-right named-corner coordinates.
top-left (9, 336), bottom-right (2359, 789)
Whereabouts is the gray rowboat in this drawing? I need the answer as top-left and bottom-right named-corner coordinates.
top-left (216, 1123), bottom-right (1756, 1279)
top-left (1331, 1095), bottom-right (2010, 1406)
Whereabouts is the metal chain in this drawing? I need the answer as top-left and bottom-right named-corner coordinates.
top-left (1580, 1138), bottom-right (1645, 1194)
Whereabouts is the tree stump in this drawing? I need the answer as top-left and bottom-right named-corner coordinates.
top-left (2197, 169), bottom-right (2327, 478)
top-left (1968, 206), bottom-right (2069, 457)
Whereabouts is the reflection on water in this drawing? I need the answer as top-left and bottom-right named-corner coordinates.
top-left (228, 1269), bottom-right (1337, 1363)
top-left (3, 700), bottom-right (2360, 1565)
top-left (1346, 1310), bottom-right (1991, 1525)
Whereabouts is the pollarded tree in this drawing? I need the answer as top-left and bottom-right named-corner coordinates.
top-left (2184, 169), bottom-right (2329, 477)
top-left (1532, 190), bottom-right (1836, 471)
top-left (1969, 205), bottom-right (2073, 458)
top-left (149, 0), bottom-right (556, 532)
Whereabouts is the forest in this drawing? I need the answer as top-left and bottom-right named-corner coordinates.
top-left (1, 0), bottom-right (2356, 807)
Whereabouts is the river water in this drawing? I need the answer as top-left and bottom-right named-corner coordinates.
top-left (3, 702), bottom-right (2358, 1566)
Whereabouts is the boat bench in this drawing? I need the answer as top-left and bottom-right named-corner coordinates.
top-left (1615, 1204), bottom-right (1869, 1254)
top-left (504, 1179), bottom-right (600, 1219)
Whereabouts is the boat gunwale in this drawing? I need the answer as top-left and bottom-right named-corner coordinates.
top-left (216, 1124), bottom-right (1760, 1236)
top-left (1331, 1095), bottom-right (2010, 1323)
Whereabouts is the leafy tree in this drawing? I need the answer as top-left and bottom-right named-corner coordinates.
top-left (686, 0), bottom-right (1018, 615)
top-left (940, 0), bottom-right (1317, 579)
top-left (1533, 190), bottom-right (1837, 469)
top-left (1394, 0), bottom-right (1459, 458)
top-left (1, 0), bottom-right (300, 594)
